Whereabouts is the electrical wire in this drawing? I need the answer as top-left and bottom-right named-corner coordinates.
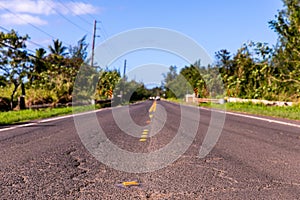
top-left (57, 0), bottom-right (93, 26)
top-left (97, 21), bottom-right (125, 71)
top-left (0, 25), bottom-right (47, 52)
top-left (40, 0), bottom-right (91, 35)
top-left (0, 40), bottom-right (43, 63)
top-left (0, 25), bottom-right (10, 32)
top-left (0, 5), bottom-right (72, 46)
top-left (72, 0), bottom-right (99, 21)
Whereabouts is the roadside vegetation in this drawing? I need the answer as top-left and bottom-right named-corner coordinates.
top-left (0, 107), bottom-right (73, 125)
top-left (0, 33), bottom-right (153, 112)
top-left (0, 0), bottom-right (299, 124)
top-left (201, 102), bottom-right (300, 121)
top-left (163, 0), bottom-right (300, 103)
top-left (0, 104), bottom-right (107, 125)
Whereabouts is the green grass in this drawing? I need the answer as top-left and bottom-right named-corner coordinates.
top-left (201, 102), bottom-right (300, 121)
top-left (165, 97), bottom-right (300, 121)
top-left (2, 100), bottom-right (299, 126)
top-left (165, 98), bottom-right (185, 103)
top-left (0, 105), bottom-right (102, 125)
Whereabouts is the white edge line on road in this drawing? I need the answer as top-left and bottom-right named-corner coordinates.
top-left (0, 107), bottom-right (111, 133)
top-left (1, 101), bottom-right (300, 132)
top-left (0, 101), bottom-right (146, 132)
top-left (162, 99), bottom-right (300, 129)
top-left (199, 107), bottom-right (300, 129)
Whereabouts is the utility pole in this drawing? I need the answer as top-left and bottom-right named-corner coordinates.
top-left (121, 59), bottom-right (127, 103)
top-left (91, 20), bottom-right (97, 68)
top-left (123, 59), bottom-right (127, 79)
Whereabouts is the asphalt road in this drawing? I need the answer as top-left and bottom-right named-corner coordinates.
top-left (1, 100), bottom-right (300, 199)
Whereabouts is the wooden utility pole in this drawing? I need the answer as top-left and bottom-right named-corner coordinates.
top-left (121, 59), bottom-right (127, 103)
top-left (123, 59), bottom-right (127, 79)
top-left (91, 20), bottom-right (97, 68)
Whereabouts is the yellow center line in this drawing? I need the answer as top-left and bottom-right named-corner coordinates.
top-left (140, 102), bottom-right (156, 142)
top-left (149, 101), bottom-right (157, 113)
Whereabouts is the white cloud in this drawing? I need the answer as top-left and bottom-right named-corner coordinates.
top-left (0, 0), bottom-right (100, 25)
top-left (0, 0), bottom-right (99, 15)
top-left (0, 0), bottom-right (55, 15)
top-left (67, 2), bottom-right (99, 15)
top-left (0, 13), bottom-right (47, 25)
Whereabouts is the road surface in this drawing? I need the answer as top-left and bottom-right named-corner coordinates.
top-left (1, 100), bottom-right (300, 199)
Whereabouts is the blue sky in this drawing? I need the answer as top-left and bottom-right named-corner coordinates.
top-left (0, 0), bottom-right (284, 86)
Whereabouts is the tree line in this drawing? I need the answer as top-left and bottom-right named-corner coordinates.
top-left (1, 0), bottom-right (298, 111)
top-left (164, 0), bottom-right (300, 102)
top-left (0, 30), bottom-right (91, 110)
top-left (0, 31), bottom-right (151, 111)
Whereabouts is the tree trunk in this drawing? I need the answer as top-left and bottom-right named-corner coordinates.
top-left (19, 83), bottom-right (26, 110)
top-left (10, 82), bottom-right (19, 110)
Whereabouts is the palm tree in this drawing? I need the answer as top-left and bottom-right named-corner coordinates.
top-left (48, 39), bottom-right (68, 56)
top-left (35, 48), bottom-right (47, 72)
top-left (29, 48), bottom-right (48, 83)
top-left (69, 35), bottom-right (88, 60)
top-left (36, 47), bottom-right (47, 58)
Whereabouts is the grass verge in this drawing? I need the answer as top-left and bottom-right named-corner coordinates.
top-left (0, 104), bottom-right (102, 126)
top-left (163, 98), bottom-right (300, 121)
top-left (201, 102), bottom-right (300, 121)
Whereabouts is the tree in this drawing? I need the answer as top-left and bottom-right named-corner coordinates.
top-left (0, 30), bottom-right (31, 109)
top-left (41, 37), bottom-right (88, 104)
top-left (29, 48), bottom-right (48, 84)
top-left (269, 0), bottom-right (300, 99)
top-left (215, 49), bottom-right (233, 90)
top-left (96, 69), bottom-right (121, 99)
top-left (163, 65), bottom-right (179, 98)
top-left (69, 35), bottom-right (88, 60)
top-left (48, 39), bottom-right (68, 56)
top-left (215, 49), bottom-right (232, 74)
top-left (0, 75), bottom-right (7, 87)
top-left (180, 63), bottom-right (203, 97)
top-left (123, 81), bottom-right (150, 102)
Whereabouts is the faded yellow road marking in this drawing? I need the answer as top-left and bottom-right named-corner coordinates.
top-left (149, 101), bottom-right (157, 113)
top-left (139, 138), bottom-right (147, 142)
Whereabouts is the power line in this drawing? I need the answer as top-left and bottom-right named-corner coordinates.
top-left (26, 40), bottom-right (46, 50)
top-left (0, 5), bottom-right (72, 47)
top-left (0, 40), bottom-right (39, 59)
top-left (58, 0), bottom-right (93, 26)
top-left (56, 1), bottom-right (124, 69)
top-left (98, 21), bottom-right (110, 40)
top-left (0, 25), bottom-right (47, 51)
top-left (55, 11), bottom-right (91, 35)
top-left (0, 25), bottom-right (10, 32)
top-left (41, 0), bottom-right (91, 35)
top-left (72, 0), bottom-right (98, 21)
top-left (97, 21), bottom-right (125, 70)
